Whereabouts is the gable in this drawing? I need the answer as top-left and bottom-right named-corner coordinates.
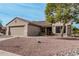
top-left (6, 17), bottom-right (29, 26)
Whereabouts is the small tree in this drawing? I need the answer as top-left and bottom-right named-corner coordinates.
top-left (0, 19), bottom-right (3, 33)
top-left (72, 26), bottom-right (79, 36)
top-left (45, 3), bottom-right (79, 37)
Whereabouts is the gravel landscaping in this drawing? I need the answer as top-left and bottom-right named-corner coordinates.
top-left (0, 37), bottom-right (79, 56)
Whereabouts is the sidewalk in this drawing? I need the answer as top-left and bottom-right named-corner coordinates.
top-left (0, 50), bottom-right (20, 56)
top-left (0, 37), bottom-right (16, 41)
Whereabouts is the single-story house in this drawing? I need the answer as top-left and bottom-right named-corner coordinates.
top-left (0, 23), bottom-right (3, 33)
top-left (6, 17), bottom-right (72, 37)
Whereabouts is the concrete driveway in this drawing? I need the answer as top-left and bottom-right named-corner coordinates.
top-left (0, 36), bottom-right (20, 56)
top-left (0, 50), bottom-right (20, 56)
top-left (0, 36), bottom-right (16, 41)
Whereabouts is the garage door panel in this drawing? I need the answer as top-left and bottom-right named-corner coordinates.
top-left (10, 26), bottom-right (24, 36)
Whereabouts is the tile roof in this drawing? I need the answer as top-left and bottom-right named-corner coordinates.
top-left (6, 17), bottom-right (52, 27)
top-left (32, 21), bottom-right (52, 27)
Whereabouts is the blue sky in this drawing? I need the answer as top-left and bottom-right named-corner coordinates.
top-left (0, 3), bottom-right (79, 28)
top-left (0, 3), bottom-right (46, 26)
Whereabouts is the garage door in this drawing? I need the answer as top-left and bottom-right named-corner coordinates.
top-left (10, 26), bottom-right (24, 36)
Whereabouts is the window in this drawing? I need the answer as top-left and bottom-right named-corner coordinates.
top-left (56, 26), bottom-right (66, 33)
top-left (56, 26), bottom-right (61, 33)
top-left (41, 28), bottom-right (45, 33)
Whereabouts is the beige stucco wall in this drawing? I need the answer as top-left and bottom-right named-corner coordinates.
top-left (27, 24), bottom-right (41, 36)
top-left (7, 18), bottom-right (28, 26)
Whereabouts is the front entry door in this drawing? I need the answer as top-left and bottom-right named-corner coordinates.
top-left (47, 27), bottom-right (52, 35)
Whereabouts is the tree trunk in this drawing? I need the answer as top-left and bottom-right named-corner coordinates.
top-left (61, 23), bottom-right (65, 37)
top-left (51, 23), bottom-right (54, 35)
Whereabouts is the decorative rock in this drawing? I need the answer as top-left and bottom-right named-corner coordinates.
top-left (38, 41), bottom-right (41, 43)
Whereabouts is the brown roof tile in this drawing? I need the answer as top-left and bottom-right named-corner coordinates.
top-left (32, 21), bottom-right (52, 27)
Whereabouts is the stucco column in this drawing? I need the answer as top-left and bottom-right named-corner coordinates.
top-left (66, 25), bottom-right (68, 36)
top-left (6, 26), bottom-right (9, 35)
top-left (66, 25), bottom-right (72, 36)
top-left (24, 24), bottom-right (28, 37)
top-left (52, 24), bottom-right (55, 34)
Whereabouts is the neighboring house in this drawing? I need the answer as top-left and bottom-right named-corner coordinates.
top-left (0, 23), bottom-right (6, 35)
top-left (1, 27), bottom-right (6, 35)
top-left (6, 17), bottom-right (72, 37)
top-left (0, 23), bottom-right (3, 33)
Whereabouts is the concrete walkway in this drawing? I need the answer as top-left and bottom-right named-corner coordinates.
top-left (0, 50), bottom-right (20, 56)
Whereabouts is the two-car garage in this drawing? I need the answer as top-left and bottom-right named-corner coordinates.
top-left (9, 26), bottom-right (25, 36)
